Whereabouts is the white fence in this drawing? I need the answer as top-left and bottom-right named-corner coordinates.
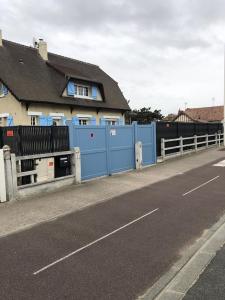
top-left (160, 133), bottom-right (224, 161)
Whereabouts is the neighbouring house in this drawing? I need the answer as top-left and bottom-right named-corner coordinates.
top-left (163, 113), bottom-right (177, 122)
top-left (0, 30), bottom-right (130, 126)
top-left (174, 106), bottom-right (224, 123)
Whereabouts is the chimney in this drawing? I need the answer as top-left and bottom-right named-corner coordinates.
top-left (0, 29), bottom-right (2, 47)
top-left (36, 38), bottom-right (48, 61)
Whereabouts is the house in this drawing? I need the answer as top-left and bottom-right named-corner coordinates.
top-left (174, 106), bottom-right (224, 123)
top-left (163, 113), bottom-right (177, 122)
top-left (0, 30), bottom-right (130, 126)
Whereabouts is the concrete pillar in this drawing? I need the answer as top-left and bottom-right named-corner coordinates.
top-left (0, 149), bottom-right (7, 203)
top-left (180, 137), bottom-right (183, 155)
top-left (72, 147), bottom-right (81, 184)
top-left (3, 145), bottom-right (14, 201)
top-left (135, 141), bottom-right (143, 170)
top-left (161, 138), bottom-right (165, 160)
top-left (194, 135), bottom-right (198, 152)
top-left (206, 134), bottom-right (209, 148)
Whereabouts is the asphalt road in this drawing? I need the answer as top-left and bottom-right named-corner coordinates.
top-left (184, 241), bottom-right (225, 300)
top-left (1, 158), bottom-right (225, 300)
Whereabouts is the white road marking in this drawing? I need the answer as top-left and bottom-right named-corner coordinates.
top-left (213, 160), bottom-right (225, 167)
top-left (33, 208), bottom-right (159, 275)
top-left (182, 176), bottom-right (220, 197)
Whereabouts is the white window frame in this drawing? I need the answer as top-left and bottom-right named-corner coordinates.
top-left (0, 113), bottom-right (9, 118)
top-left (76, 114), bottom-right (92, 125)
top-left (106, 120), bottom-right (117, 125)
top-left (49, 113), bottom-right (65, 118)
top-left (103, 115), bottom-right (121, 125)
top-left (28, 111), bottom-right (42, 116)
top-left (0, 114), bottom-right (8, 126)
top-left (28, 112), bottom-right (42, 126)
top-left (79, 119), bottom-right (88, 125)
top-left (74, 84), bottom-right (92, 100)
top-left (30, 115), bottom-right (39, 126)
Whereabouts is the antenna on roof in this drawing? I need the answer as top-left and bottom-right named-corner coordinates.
top-left (184, 102), bottom-right (188, 110)
top-left (212, 97), bottom-right (215, 106)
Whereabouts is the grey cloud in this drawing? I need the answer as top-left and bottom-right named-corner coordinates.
top-left (2, 0), bottom-right (220, 49)
top-left (0, 0), bottom-right (224, 114)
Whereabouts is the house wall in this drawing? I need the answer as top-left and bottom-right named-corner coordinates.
top-left (0, 91), bottom-right (124, 125)
top-left (0, 91), bottom-right (25, 125)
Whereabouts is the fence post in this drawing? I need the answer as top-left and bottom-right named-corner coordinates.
top-left (0, 149), bottom-right (7, 203)
top-left (194, 135), bottom-right (198, 152)
top-left (215, 133), bottom-right (218, 146)
top-left (161, 138), bottom-right (165, 160)
top-left (206, 134), bottom-right (209, 148)
top-left (218, 133), bottom-right (221, 147)
top-left (11, 153), bottom-right (18, 200)
top-left (180, 136), bottom-right (183, 156)
top-left (135, 141), bottom-right (143, 169)
top-left (72, 147), bottom-right (81, 184)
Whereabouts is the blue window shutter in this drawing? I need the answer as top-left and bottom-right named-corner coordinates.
top-left (7, 116), bottom-right (14, 126)
top-left (90, 117), bottom-right (96, 125)
top-left (61, 117), bottom-right (67, 126)
top-left (47, 116), bottom-right (53, 126)
top-left (3, 85), bottom-right (8, 96)
top-left (100, 117), bottom-right (106, 125)
top-left (92, 86), bottom-right (97, 100)
top-left (118, 117), bottom-right (124, 125)
top-left (39, 115), bottom-right (48, 126)
top-left (72, 116), bottom-right (79, 125)
top-left (67, 81), bottom-right (75, 96)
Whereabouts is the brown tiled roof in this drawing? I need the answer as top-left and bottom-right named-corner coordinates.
top-left (184, 106), bottom-right (224, 122)
top-left (0, 39), bottom-right (130, 111)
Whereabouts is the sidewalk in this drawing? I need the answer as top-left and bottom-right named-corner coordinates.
top-left (184, 242), bottom-right (225, 299)
top-left (0, 148), bottom-right (224, 239)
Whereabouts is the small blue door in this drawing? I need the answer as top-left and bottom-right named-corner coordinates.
top-left (136, 123), bottom-right (156, 166)
top-left (108, 125), bottom-right (135, 174)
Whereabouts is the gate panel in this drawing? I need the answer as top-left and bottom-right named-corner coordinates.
top-left (136, 123), bottom-right (156, 166)
top-left (70, 126), bottom-right (108, 180)
top-left (108, 126), bottom-right (135, 174)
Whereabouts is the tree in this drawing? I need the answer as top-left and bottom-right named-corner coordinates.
top-left (125, 107), bottom-right (164, 124)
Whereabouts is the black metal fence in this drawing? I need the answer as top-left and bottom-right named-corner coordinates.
top-left (156, 122), bottom-right (223, 156)
top-left (0, 126), bottom-right (70, 156)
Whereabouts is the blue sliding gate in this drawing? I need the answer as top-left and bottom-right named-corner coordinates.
top-left (69, 122), bottom-right (156, 180)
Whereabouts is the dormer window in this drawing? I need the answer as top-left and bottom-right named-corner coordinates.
top-left (0, 83), bottom-right (8, 98)
top-left (0, 83), bottom-right (4, 97)
top-left (75, 85), bottom-right (89, 98)
top-left (66, 81), bottom-right (102, 101)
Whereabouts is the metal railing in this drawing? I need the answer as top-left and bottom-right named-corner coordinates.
top-left (160, 133), bottom-right (224, 161)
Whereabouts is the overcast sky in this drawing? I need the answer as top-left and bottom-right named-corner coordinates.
top-left (1, 0), bottom-right (225, 115)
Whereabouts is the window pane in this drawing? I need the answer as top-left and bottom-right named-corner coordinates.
top-left (74, 84), bottom-right (78, 95)
top-left (84, 87), bottom-right (88, 96)
top-left (78, 86), bottom-right (83, 96)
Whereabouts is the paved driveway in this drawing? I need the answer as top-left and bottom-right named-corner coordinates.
top-left (1, 158), bottom-right (225, 299)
